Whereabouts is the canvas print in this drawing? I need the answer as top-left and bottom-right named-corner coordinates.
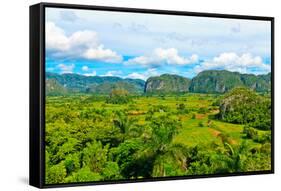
top-left (45, 7), bottom-right (272, 184)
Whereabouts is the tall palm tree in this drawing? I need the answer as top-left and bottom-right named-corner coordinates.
top-left (140, 114), bottom-right (189, 177)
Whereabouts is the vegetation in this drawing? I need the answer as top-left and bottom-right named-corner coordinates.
top-left (46, 70), bottom-right (271, 95)
top-left (145, 74), bottom-right (190, 93)
top-left (189, 70), bottom-right (271, 93)
top-left (218, 87), bottom-right (271, 130)
top-left (46, 84), bottom-right (272, 184)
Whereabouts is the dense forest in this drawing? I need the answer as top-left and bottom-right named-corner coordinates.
top-left (45, 70), bottom-right (272, 184)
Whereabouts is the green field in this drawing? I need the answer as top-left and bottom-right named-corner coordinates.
top-left (45, 93), bottom-right (271, 184)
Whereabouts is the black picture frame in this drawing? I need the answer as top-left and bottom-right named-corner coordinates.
top-left (30, 2), bottom-right (275, 188)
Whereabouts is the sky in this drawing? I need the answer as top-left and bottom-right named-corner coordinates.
top-left (45, 7), bottom-right (271, 80)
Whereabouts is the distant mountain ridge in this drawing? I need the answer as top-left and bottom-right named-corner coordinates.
top-left (46, 70), bottom-right (271, 95)
top-left (46, 72), bottom-right (145, 95)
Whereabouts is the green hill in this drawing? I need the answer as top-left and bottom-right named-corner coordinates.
top-left (87, 81), bottom-right (143, 94)
top-left (46, 72), bottom-right (145, 94)
top-left (46, 79), bottom-right (68, 96)
top-left (46, 70), bottom-right (271, 95)
top-left (145, 74), bottom-right (191, 93)
top-left (218, 87), bottom-right (271, 130)
top-left (189, 70), bottom-right (271, 93)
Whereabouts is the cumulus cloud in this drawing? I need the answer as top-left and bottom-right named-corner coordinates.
top-left (126, 68), bottom-right (159, 80)
top-left (83, 45), bottom-right (122, 63)
top-left (101, 70), bottom-right (123, 77)
top-left (83, 71), bottom-right (97, 76)
top-left (57, 64), bottom-right (75, 74)
top-left (195, 52), bottom-right (270, 74)
top-left (46, 22), bottom-right (70, 51)
top-left (82, 66), bottom-right (89, 71)
top-left (46, 22), bottom-right (122, 63)
top-left (125, 48), bottom-right (198, 66)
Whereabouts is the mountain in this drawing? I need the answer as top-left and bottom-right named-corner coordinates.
top-left (46, 72), bottom-right (145, 95)
top-left (189, 70), bottom-right (271, 93)
top-left (46, 70), bottom-right (271, 96)
top-left (46, 78), bottom-right (68, 96)
top-left (145, 74), bottom-right (191, 93)
top-left (86, 81), bottom-right (143, 94)
top-left (240, 72), bottom-right (271, 92)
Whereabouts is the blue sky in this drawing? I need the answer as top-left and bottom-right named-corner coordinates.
top-left (45, 8), bottom-right (271, 80)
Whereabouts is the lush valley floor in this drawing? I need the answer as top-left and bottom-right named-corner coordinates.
top-left (45, 93), bottom-right (271, 184)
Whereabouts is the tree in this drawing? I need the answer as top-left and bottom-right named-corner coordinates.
top-left (106, 89), bottom-right (130, 104)
top-left (81, 141), bottom-right (109, 173)
top-left (46, 162), bottom-right (67, 184)
top-left (143, 114), bottom-right (189, 177)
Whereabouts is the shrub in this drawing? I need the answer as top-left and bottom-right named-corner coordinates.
top-left (243, 125), bottom-right (258, 139)
top-left (46, 162), bottom-right (67, 184)
top-left (177, 103), bottom-right (189, 114)
top-left (198, 121), bottom-right (204, 127)
top-left (198, 107), bottom-right (208, 114)
top-left (191, 113), bottom-right (196, 119)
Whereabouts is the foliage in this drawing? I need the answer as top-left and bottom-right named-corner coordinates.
top-left (46, 72), bottom-right (145, 94)
top-left (218, 87), bottom-right (271, 130)
top-left (46, 162), bottom-right (67, 184)
top-left (145, 74), bottom-right (190, 93)
top-left (189, 70), bottom-right (271, 93)
top-left (106, 89), bottom-right (131, 104)
top-left (46, 90), bottom-right (271, 184)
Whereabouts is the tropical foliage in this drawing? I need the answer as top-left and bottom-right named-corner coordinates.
top-left (45, 85), bottom-right (271, 184)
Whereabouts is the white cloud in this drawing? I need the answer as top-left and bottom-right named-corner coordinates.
top-left (195, 52), bottom-right (270, 74)
top-left (83, 45), bottom-right (122, 63)
top-left (46, 22), bottom-right (122, 63)
top-left (125, 48), bottom-right (198, 66)
top-left (46, 22), bottom-right (70, 51)
top-left (126, 68), bottom-right (159, 80)
top-left (57, 64), bottom-right (75, 74)
top-left (82, 66), bottom-right (89, 71)
top-left (101, 70), bottom-right (123, 77)
top-left (84, 71), bottom-right (97, 76)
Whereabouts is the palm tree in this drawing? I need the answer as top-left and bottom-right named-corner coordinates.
top-left (140, 114), bottom-right (189, 177)
top-left (221, 140), bottom-right (249, 172)
top-left (113, 111), bottom-right (137, 140)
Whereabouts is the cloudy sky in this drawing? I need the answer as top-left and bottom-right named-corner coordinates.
top-left (45, 7), bottom-right (271, 80)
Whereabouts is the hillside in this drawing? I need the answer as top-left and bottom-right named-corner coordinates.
top-left (145, 74), bottom-right (191, 93)
top-left (46, 72), bottom-right (145, 95)
top-left (46, 79), bottom-right (68, 96)
top-left (86, 81), bottom-right (143, 94)
top-left (189, 70), bottom-right (271, 93)
top-left (46, 70), bottom-right (271, 95)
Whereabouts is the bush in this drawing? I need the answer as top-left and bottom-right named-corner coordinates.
top-left (177, 103), bottom-right (189, 114)
top-left (243, 125), bottom-right (258, 139)
top-left (198, 121), bottom-right (204, 127)
top-left (191, 113), bottom-right (196, 119)
top-left (198, 107), bottom-right (208, 114)
top-left (46, 162), bottom-right (67, 184)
